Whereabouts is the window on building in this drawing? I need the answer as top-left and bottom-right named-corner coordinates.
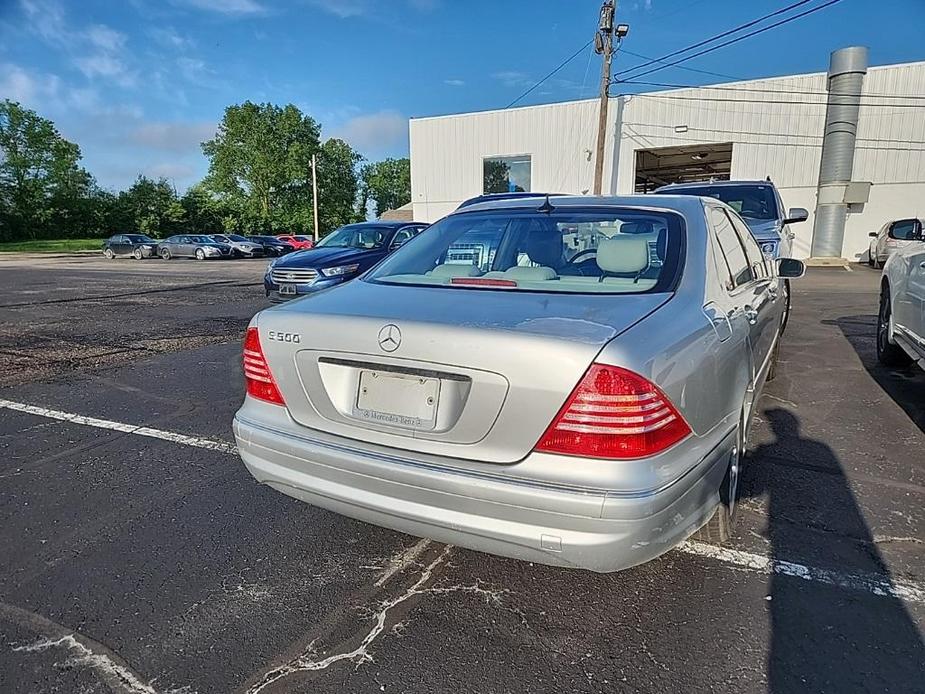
top-left (483, 155), bottom-right (531, 194)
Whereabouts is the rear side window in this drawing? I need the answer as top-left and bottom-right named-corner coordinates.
top-left (726, 210), bottom-right (769, 279)
top-left (366, 208), bottom-right (684, 294)
top-left (710, 208), bottom-right (753, 289)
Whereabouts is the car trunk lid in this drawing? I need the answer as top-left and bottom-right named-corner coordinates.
top-left (257, 280), bottom-right (671, 463)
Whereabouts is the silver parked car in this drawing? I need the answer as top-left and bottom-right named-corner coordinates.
top-left (868, 217), bottom-right (922, 269)
top-left (233, 194), bottom-right (805, 572)
top-left (210, 233), bottom-right (265, 258)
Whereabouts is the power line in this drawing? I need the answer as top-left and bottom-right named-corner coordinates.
top-left (616, 0), bottom-right (845, 83)
top-left (620, 79), bottom-right (925, 101)
top-left (614, 0), bottom-right (815, 80)
top-left (620, 91), bottom-right (925, 109)
top-left (619, 48), bottom-right (740, 82)
top-left (505, 39), bottom-right (594, 108)
top-left (621, 121), bottom-right (925, 146)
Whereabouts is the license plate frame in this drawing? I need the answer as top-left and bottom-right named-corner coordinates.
top-left (278, 284), bottom-right (297, 296)
top-left (354, 370), bottom-right (440, 430)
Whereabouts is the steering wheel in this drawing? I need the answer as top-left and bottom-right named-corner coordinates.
top-left (565, 249), bottom-right (597, 265)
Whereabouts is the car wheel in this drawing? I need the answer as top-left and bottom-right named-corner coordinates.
top-left (103, 248), bottom-right (115, 260)
top-left (867, 250), bottom-right (875, 267)
top-left (692, 415), bottom-right (744, 545)
top-left (877, 286), bottom-right (912, 367)
top-left (195, 248), bottom-right (206, 261)
top-left (160, 248), bottom-right (171, 260)
top-left (133, 248), bottom-right (143, 260)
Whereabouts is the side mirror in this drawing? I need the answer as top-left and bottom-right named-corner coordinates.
top-left (777, 257), bottom-right (805, 279)
top-left (868, 231), bottom-right (878, 238)
top-left (784, 207), bottom-right (809, 224)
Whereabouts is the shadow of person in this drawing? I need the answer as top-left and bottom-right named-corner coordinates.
top-left (739, 408), bottom-right (925, 694)
top-left (827, 315), bottom-right (925, 434)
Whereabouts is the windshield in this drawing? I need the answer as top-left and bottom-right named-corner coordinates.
top-left (227, 234), bottom-right (248, 242)
top-left (366, 209), bottom-right (683, 294)
top-left (317, 226), bottom-right (388, 250)
top-left (190, 236), bottom-right (213, 243)
top-left (294, 235), bottom-right (310, 241)
top-left (125, 235), bottom-right (154, 243)
top-left (211, 235), bottom-right (229, 242)
top-left (661, 185), bottom-right (779, 221)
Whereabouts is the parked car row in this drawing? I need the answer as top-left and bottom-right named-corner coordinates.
top-left (235, 190), bottom-right (809, 574)
top-left (101, 233), bottom-right (313, 260)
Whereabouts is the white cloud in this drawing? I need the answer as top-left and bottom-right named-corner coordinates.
top-left (330, 111), bottom-right (407, 154)
top-left (308, 0), bottom-right (438, 18)
top-left (74, 55), bottom-right (136, 87)
top-left (149, 26), bottom-right (195, 50)
top-left (177, 0), bottom-right (265, 15)
top-left (19, 0), bottom-right (68, 44)
top-left (144, 163), bottom-right (196, 180)
top-left (130, 122), bottom-right (217, 152)
top-left (443, 78), bottom-right (465, 87)
top-left (0, 63), bottom-right (61, 106)
top-left (492, 71), bottom-right (532, 88)
top-left (85, 24), bottom-right (126, 51)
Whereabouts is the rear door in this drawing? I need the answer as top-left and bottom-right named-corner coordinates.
top-left (112, 235), bottom-right (128, 256)
top-left (708, 206), bottom-right (768, 386)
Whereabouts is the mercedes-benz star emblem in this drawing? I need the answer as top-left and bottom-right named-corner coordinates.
top-left (378, 324), bottom-right (401, 352)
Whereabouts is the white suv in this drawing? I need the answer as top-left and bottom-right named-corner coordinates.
top-left (878, 219), bottom-right (925, 368)
top-left (868, 218), bottom-right (921, 269)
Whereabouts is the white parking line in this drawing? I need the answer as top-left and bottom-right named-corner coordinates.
top-left (3, 397), bottom-right (923, 606)
top-left (0, 398), bottom-right (237, 454)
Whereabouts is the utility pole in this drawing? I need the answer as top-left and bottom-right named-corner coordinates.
top-left (592, 0), bottom-right (615, 195)
top-left (311, 153), bottom-right (320, 242)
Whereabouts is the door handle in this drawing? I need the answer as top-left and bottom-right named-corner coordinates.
top-left (744, 305), bottom-right (758, 325)
top-left (919, 261), bottom-right (925, 270)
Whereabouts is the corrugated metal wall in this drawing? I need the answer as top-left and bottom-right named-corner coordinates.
top-left (410, 61), bottom-right (925, 260)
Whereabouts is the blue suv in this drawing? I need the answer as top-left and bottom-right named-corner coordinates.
top-left (264, 221), bottom-right (429, 302)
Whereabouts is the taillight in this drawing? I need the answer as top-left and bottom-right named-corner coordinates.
top-left (535, 364), bottom-right (690, 459)
top-left (243, 327), bottom-right (285, 406)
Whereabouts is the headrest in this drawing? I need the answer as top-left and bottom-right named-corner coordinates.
top-left (428, 264), bottom-right (482, 279)
top-left (620, 221), bottom-right (654, 235)
top-left (503, 266), bottom-right (557, 281)
top-left (596, 236), bottom-right (651, 275)
top-left (525, 230), bottom-right (563, 267)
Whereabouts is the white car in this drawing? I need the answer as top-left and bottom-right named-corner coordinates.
top-left (878, 221), bottom-right (925, 368)
top-left (868, 218), bottom-right (921, 269)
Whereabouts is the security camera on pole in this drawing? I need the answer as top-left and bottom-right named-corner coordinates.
top-left (592, 1), bottom-right (628, 195)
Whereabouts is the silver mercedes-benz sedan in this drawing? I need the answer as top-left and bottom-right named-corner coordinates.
top-left (233, 194), bottom-right (805, 572)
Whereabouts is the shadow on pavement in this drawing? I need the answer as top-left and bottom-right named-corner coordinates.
top-left (740, 408), bottom-right (925, 693)
top-left (828, 314), bottom-right (925, 433)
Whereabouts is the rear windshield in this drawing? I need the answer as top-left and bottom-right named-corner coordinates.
top-left (659, 185), bottom-right (778, 221)
top-left (366, 208), bottom-right (684, 294)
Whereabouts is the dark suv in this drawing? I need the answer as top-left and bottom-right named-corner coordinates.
top-left (264, 221), bottom-right (428, 302)
top-left (653, 180), bottom-right (808, 259)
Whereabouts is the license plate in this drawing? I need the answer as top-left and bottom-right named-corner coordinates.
top-left (278, 284), bottom-right (297, 296)
top-left (354, 370), bottom-right (439, 429)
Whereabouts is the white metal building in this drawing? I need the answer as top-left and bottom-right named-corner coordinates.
top-left (409, 59), bottom-right (925, 260)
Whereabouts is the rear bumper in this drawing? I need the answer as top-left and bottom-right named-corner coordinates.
top-left (233, 407), bottom-right (732, 572)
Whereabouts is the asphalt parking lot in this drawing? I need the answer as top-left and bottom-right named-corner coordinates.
top-left (1, 255), bottom-right (923, 693)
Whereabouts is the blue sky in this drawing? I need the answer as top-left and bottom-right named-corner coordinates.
top-left (1, 0), bottom-right (922, 192)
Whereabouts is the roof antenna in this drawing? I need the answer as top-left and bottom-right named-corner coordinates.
top-left (537, 194), bottom-right (556, 214)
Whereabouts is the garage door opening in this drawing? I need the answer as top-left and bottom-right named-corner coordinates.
top-left (634, 142), bottom-right (733, 193)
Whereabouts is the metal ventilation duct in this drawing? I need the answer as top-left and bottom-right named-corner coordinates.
top-left (810, 46), bottom-right (868, 258)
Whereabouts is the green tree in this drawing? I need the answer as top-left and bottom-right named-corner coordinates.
top-left (181, 183), bottom-right (226, 233)
top-left (359, 157), bottom-right (411, 219)
top-left (117, 176), bottom-right (185, 237)
top-left (316, 138), bottom-right (363, 233)
top-left (0, 100), bottom-right (89, 241)
top-left (202, 101), bottom-right (320, 232)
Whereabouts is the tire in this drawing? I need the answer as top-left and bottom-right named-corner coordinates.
top-left (692, 416), bottom-right (744, 545)
top-left (133, 247), bottom-right (143, 260)
top-left (160, 247), bottom-right (171, 260)
top-left (195, 248), bottom-right (206, 261)
top-left (867, 252), bottom-right (875, 268)
top-left (873, 256), bottom-right (881, 270)
top-left (877, 285), bottom-right (912, 367)
top-left (103, 248), bottom-right (115, 260)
